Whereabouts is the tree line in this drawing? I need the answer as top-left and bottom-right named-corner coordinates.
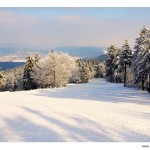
top-left (0, 26), bottom-right (149, 93)
top-left (105, 26), bottom-right (150, 93)
top-left (0, 50), bottom-right (105, 91)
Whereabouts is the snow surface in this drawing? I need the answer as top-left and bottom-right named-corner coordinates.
top-left (0, 78), bottom-right (150, 142)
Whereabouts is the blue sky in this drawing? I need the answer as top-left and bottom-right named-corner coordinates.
top-left (0, 8), bottom-right (150, 48)
top-left (1, 7), bottom-right (150, 19)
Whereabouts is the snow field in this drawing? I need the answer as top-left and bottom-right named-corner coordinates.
top-left (0, 78), bottom-right (150, 142)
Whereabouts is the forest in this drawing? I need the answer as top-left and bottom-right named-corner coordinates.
top-left (0, 26), bottom-right (150, 93)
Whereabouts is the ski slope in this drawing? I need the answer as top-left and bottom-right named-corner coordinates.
top-left (0, 78), bottom-right (150, 142)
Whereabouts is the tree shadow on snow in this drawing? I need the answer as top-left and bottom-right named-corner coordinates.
top-left (0, 106), bottom-right (149, 142)
top-left (0, 116), bottom-right (63, 142)
top-left (0, 106), bottom-right (114, 142)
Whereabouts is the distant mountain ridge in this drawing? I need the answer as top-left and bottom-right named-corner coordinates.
top-left (0, 44), bottom-right (105, 61)
top-left (54, 46), bottom-right (105, 58)
top-left (97, 54), bottom-right (108, 62)
top-left (0, 44), bottom-right (106, 70)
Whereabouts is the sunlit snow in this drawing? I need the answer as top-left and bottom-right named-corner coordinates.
top-left (0, 78), bottom-right (150, 142)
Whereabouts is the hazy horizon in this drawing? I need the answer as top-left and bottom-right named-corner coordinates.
top-left (0, 8), bottom-right (150, 49)
top-left (1, 7), bottom-right (150, 61)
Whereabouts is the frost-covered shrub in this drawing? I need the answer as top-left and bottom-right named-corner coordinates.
top-left (1, 67), bottom-right (24, 91)
top-left (0, 72), bottom-right (6, 91)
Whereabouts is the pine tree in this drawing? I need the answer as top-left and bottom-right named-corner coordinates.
top-left (34, 53), bottom-right (41, 66)
top-left (145, 51), bottom-right (150, 92)
top-left (98, 63), bottom-right (106, 78)
top-left (132, 26), bottom-right (150, 92)
top-left (0, 73), bottom-right (4, 90)
top-left (0, 73), bottom-right (3, 85)
top-left (23, 56), bottom-right (35, 90)
top-left (118, 39), bottom-right (132, 86)
top-left (87, 60), bottom-right (96, 79)
top-left (80, 65), bottom-right (90, 83)
top-left (105, 45), bottom-right (121, 82)
top-left (77, 59), bottom-right (90, 83)
top-left (0, 72), bottom-right (6, 91)
top-left (94, 61), bottom-right (105, 78)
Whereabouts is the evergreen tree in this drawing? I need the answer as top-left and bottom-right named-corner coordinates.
top-left (0, 72), bottom-right (6, 91)
top-left (34, 53), bottom-right (41, 66)
top-left (132, 26), bottom-right (150, 92)
top-left (23, 56), bottom-right (35, 90)
top-left (80, 64), bottom-right (90, 83)
top-left (87, 60), bottom-right (96, 79)
top-left (98, 63), bottom-right (106, 78)
top-left (77, 59), bottom-right (90, 83)
top-left (118, 39), bottom-right (132, 86)
top-left (0, 73), bottom-right (4, 90)
top-left (105, 45), bottom-right (121, 82)
top-left (94, 61), bottom-right (105, 78)
top-left (94, 60), bottom-right (100, 78)
top-left (144, 51), bottom-right (150, 92)
top-left (0, 73), bottom-right (3, 85)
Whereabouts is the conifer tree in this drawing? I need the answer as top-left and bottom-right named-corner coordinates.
top-left (0, 73), bottom-right (3, 85)
top-left (77, 59), bottom-right (90, 83)
top-left (105, 45), bottom-right (121, 82)
top-left (0, 73), bottom-right (4, 90)
top-left (118, 39), bottom-right (132, 86)
top-left (94, 61), bottom-right (105, 78)
top-left (87, 60), bottom-right (96, 79)
top-left (80, 65), bottom-right (90, 83)
top-left (34, 53), bottom-right (41, 66)
top-left (132, 26), bottom-right (150, 92)
top-left (23, 56), bottom-right (35, 90)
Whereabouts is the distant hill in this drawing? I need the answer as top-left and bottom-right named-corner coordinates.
top-left (97, 54), bottom-right (108, 62)
top-left (0, 44), bottom-right (105, 60)
top-left (54, 46), bottom-right (105, 58)
top-left (0, 62), bottom-right (25, 71)
top-left (0, 44), bottom-right (106, 70)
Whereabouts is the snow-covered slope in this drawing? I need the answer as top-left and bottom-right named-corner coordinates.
top-left (0, 78), bottom-right (150, 142)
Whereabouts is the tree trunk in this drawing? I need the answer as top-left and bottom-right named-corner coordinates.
top-left (53, 69), bottom-right (56, 88)
top-left (141, 75), bottom-right (145, 91)
top-left (124, 63), bottom-right (126, 87)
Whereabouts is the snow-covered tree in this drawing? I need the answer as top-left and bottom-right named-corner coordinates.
top-left (94, 62), bottom-right (106, 78)
top-left (1, 66), bottom-right (24, 91)
top-left (118, 39), bottom-right (132, 86)
top-left (87, 60), bottom-right (96, 79)
top-left (23, 56), bottom-right (35, 90)
top-left (76, 59), bottom-right (91, 83)
top-left (132, 26), bottom-right (150, 92)
top-left (34, 53), bottom-right (41, 66)
top-left (56, 52), bottom-right (78, 87)
top-left (0, 72), bottom-right (6, 91)
top-left (32, 50), bottom-right (78, 88)
top-left (0, 73), bottom-right (3, 85)
top-left (105, 45), bottom-right (121, 82)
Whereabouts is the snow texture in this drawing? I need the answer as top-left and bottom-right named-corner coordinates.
top-left (0, 78), bottom-right (150, 142)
